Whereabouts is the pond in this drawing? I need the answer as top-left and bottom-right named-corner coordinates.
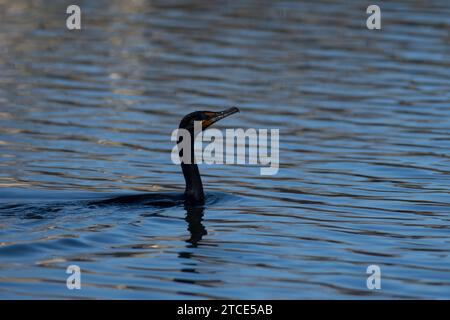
top-left (0, 0), bottom-right (449, 299)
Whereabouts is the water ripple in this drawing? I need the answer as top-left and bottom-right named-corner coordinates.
top-left (0, 0), bottom-right (450, 299)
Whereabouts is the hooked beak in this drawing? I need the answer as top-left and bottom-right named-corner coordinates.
top-left (202, 107), bottom-right (240, 129)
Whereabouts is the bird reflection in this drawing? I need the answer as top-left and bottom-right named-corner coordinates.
top-left (184, 204), bottom-right (207, 247)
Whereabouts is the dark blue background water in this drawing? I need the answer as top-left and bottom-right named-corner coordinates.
top-left (0, 0), bottom-right (450, 299)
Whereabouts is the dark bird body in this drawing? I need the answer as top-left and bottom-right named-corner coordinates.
top-left (90, 107), bottom-right (239, 207)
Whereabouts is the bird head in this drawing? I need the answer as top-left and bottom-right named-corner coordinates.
top-left (179, 107), bottom-right (240, 133)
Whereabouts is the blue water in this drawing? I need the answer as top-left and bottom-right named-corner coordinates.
top-left (0, 0), bottom-right (450, 299)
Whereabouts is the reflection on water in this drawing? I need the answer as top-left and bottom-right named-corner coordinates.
top-left (1, 0), bottom-right (450, 298)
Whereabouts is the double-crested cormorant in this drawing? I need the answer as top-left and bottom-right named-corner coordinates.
top-left (179, 107), bottom-right (239, 204)
top-left (91, 107), bottom-right (239, 207)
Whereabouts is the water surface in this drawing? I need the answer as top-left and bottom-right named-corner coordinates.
top-left (1, 0), bottom-right (450, 299)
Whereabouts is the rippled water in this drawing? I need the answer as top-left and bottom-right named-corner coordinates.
top-left (1, 0), bottom-right (450, 299)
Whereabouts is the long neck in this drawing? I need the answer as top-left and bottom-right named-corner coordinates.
top-left (181, 163), bottom-right (204, 204)
top-left (181, 135), bottom-right (204, 205)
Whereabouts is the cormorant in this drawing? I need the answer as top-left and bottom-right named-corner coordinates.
top-left (90, 107), bottom-right (239, 207)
